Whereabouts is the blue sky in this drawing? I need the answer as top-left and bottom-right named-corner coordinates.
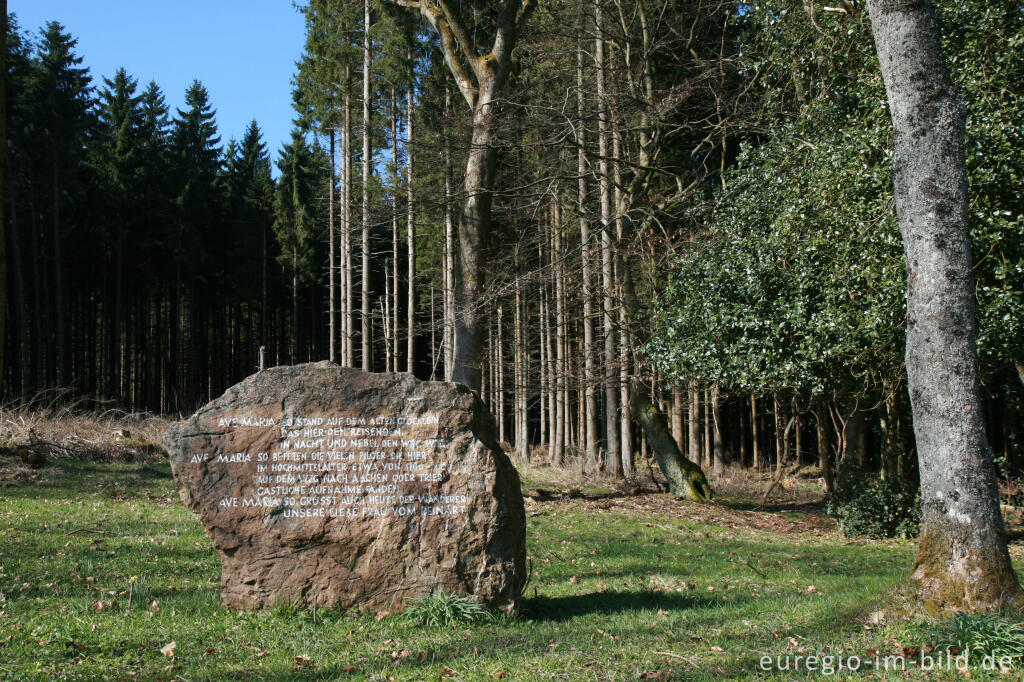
top-left (10, 1), bottom-right (307, 164)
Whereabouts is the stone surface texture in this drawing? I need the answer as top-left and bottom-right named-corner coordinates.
top-left (165, 362), bottom-right (526, 613)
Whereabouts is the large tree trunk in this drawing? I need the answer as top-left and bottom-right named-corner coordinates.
top-left (391, 0), bottom-right (535, 392)
top-left (868, 0), bottom-right (1019, 611)
top-left (450, 89), bottom-right (499, 390)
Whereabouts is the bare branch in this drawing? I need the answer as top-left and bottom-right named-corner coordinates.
top-left (435, 0), bottom-right (487, 80)
top-left (421, 4), bottom-right (480, 107)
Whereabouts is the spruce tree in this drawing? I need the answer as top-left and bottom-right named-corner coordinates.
top-left (30, 21), bottom-right (93, 388)
top-left (274, 129), bottom-right (327, 362)
top-left (95, 67), bottom-right (145, 399)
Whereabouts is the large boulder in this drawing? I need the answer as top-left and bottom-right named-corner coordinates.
top-left (165, 362), bottom-right (526, 614)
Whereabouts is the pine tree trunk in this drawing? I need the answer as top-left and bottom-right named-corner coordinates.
top-left (329, 129), bottom-right (337, 364)
top-left (774, 394), bottom-right (785, 476)
top-left (553, 195), bottom-right (567, 467)
top-left (513, 253), bottom-right (527, 460)
top-left (814, 396), bottom-right (834, 494)
top-left (868, 0), bottom-right (1019, 611)
top-left (793, 397), bottom-right (803, 466)
top-left (7, 189), bottom-right (27, 399)
top-left (114, 232), bottom-right (124, 401)
top-left (577, 34), bottom-right (599, 473)
top-left (343, 67), bottom-right (354, 368)
top-left (595, 0), bottom-right (620, 476)
top-left (443, 88), bottom-right (455, 380)
top-left (739, 398), bottom-right (748, 467)
top-left (671, 387), bottom-right (684, 449)
top-left (751, 395), bottom-right (760, 470)
top-left (688, 384), bottom-right (701, 464)
top-left (540, 232), bottom-right (551, 453)
top-left (361, 0), bottom-right (372, 372)
top-left (497, 304), bottom-right (506, 444)
top-left (291, 247), bottom-right (299, 363)
top-left (406, 61), bottom-right (415, 374)
top-left (487, 314), bottom-right (494, 409)
top-left (51, 160), bottom-right (67, 388)
top-left (712, 383), bottom-right (726, 477)
top-left (429, 284), bottom-right (436, 379)
top-left (390, 88), bottom-right (400, 373)
top-left (613, 123), bottom-right (632, 476)
top-left (704, 388), bottom-right (713, 469)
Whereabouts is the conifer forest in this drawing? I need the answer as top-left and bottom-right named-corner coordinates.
top-left (7, 1), bottom-right (1022, 485)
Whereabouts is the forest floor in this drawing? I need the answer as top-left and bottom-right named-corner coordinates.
top-left (1, 412), bottom-right (1022, 680)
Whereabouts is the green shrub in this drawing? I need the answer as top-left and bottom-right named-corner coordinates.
top-left (933, 613), bottom-right (1024, 666)
top-left (826, 478), bottom-right (920, 539)
top-left (401, 591), bottom-right (493, 627)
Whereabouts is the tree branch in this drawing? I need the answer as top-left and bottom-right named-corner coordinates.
top-left (384, 0), bottom-right (479, 108)
top-left (435, 0), bottom-right (485, 80)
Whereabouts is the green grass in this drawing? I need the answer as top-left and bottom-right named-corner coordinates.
top-left (0, 459), bottom-right (1017, 680)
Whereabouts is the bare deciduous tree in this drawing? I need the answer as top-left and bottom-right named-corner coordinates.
top-left (868, 0), bottom-right (1020, 611)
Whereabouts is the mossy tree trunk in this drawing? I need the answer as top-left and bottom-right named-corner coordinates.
top-left (630, 380), bottom-right (712, 502)
top-left (868, 0), bottom-right (1020, 612)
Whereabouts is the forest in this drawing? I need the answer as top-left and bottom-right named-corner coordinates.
top-left (2, 0), bottom-right (1024, 677)
top-left (4, 0), bottom-right (1021, 493)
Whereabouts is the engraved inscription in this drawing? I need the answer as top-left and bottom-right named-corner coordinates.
top-left (196, 411), bottom-right (466, 519)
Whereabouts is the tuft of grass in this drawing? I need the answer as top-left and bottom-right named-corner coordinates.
top-left (934, 612), bottom-right (1024, 665)
top-left (402, 590), bottom-right (494, 627)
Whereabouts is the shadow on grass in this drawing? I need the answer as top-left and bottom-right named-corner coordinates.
top-left (521, 589), bottom-right (719, 621)
top-left (526, 489), bottom-right (649, 503)
top-left (13, 460), bottom-right (175, 501)
top-left (717, 498), bottom-right (827, 515)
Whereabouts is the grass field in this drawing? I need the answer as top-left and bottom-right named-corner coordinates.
top-left (1, 449), bottom-right (1021, 680)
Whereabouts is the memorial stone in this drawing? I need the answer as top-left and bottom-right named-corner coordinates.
top-left (165, 362), bottom-right (526, 613)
